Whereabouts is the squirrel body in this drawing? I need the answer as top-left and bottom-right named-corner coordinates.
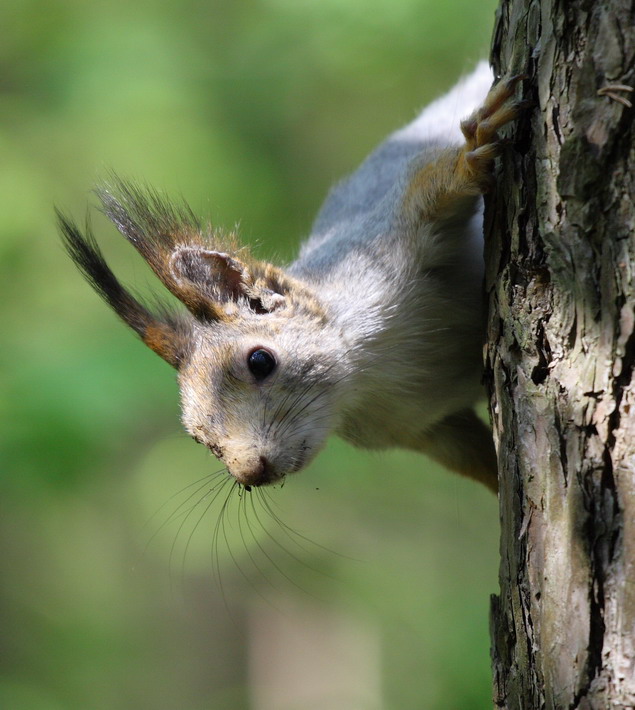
top-left (294, 64), bottom-right (492, 451)
top-left (61, 63), bottom-right (523, 492)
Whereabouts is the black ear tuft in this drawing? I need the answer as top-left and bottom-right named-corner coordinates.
top-left (57, 210), bottom-right (192, 368)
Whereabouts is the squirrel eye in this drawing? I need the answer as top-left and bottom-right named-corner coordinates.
top-left (248, 348), bottom-right (276, 380)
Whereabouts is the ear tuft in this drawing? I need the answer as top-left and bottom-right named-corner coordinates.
top-left (93, 177), bottom-right (293, 320)
top-left (58, 211), bottom-right (192, 368)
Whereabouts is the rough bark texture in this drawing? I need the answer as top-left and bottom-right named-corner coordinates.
top-left (485, 1), bottom-right (635, 708)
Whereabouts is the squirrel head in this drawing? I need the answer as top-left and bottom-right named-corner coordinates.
top-left (59, 179), bottom-right (349, 487)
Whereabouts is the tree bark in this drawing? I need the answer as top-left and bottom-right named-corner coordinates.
top-left (485, 1), bottom-right (635, 708)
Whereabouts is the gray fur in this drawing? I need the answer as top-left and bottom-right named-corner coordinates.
top-left (289, 63), bottom-right (492, 449)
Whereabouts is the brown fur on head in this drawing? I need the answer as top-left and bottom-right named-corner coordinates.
top-left (59, 178), bottom-right (347, 486)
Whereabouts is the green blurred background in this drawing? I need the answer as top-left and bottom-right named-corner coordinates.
top-left (1, 0), bottom-right (500, 708)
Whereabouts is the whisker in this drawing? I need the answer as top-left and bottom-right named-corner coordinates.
top-left (220, 484), bottom-right (253, 587)
top-left (243, 492), bottom-right (317, 596)
top-left (234, 491), bottom-right (287, 614)
top-left (141, 468), bottom-right (225, 530)
top-left (267, 375), bottom-right (318, 439)
top-left (266, 352), bottom-right (350, 438)
top-left (276, 371), bottom-right (352, 441)
top-left (237, 492), bottom-right (271, 585)
top-left (179, 474), bottom-right (236, 586)
top-left (168, 475), bottom-right (230, 594)
top-left (265, 348), bottom-right (362, 447)
top-left (142, 469), bottom-right (226, 555)
top-left (236, 491), bottom-right (280, 590)
top-left (278, 408), bottom-right (335, 436)
top-left (221, 482), bottom-right (274, 604)
top-left (249, 492), bottom-right (341, 591)
top-left (266, 350), bottom-right (350, 429)
top-left (211, 480), bottom-right (239, 624)
top-left (259, 488), bottom-right (359, 562)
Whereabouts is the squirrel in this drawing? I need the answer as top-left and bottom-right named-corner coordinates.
top-left (59, 63), bottom-right (523, 494)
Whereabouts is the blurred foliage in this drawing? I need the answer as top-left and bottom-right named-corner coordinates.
top-left (1, 0), bottom-right (499, 708)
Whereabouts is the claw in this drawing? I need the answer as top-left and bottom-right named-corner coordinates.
top-left (597, 84), bottom-right (633, 109)
top-left (459, 71), bottom-right (527, 189)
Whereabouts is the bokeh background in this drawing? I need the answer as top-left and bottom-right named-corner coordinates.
top-left (1, 1), bottom-right (501, 708)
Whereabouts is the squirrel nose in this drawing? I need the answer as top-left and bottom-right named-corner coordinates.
top-left (233, 456), bottom-right (273, 487)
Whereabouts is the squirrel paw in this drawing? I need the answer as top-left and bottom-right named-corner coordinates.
top-left (459, 74), bottom-right (526, 191)
top-left (402, 72), bottom-right (527, 221)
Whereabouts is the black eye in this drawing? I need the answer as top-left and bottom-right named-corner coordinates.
top-left (248, 348), bottom-right (277, 380)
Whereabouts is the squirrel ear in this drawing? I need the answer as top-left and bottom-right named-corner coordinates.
top-left (170, 247), bottom-right (286, 315)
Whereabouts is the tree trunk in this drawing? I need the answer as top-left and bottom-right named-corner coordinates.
top-left (485, 1), bottom-right (635, 708)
